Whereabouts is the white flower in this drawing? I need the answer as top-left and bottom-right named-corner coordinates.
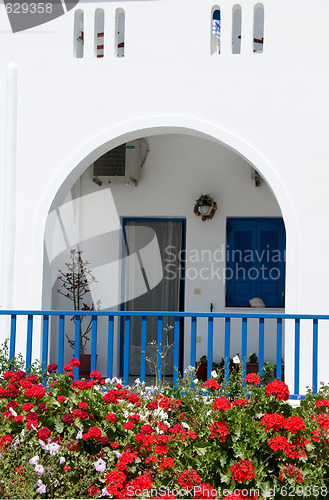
top-left (233, 355), bottom-right (240, 364)
top-left (185, 365), bottom-right (195, 374)
top-left (59, 456), bottom-right (65, 465)
top-left (46, 442), bottom-right (60, 455)
top-left (35, 464), bottom-right (45, 475)
top-left (94, 458), bottom-right (107, 472)
top-left (102, 486), bottom-right (109, 496)
top-left (181, 422), bottom-right (190, 430)
top-left (193, 379), bottom-right (199, 384)
top-left (76, 431), bottom-right (83, 440)
top-left (29, 455), bottom-right (39, 465)
top-left (9, 407), bottom-right (17, 417)
top-left (12, 437), bottom-right (19, 450)
top-left (211, 370), bottom-right (218, 378)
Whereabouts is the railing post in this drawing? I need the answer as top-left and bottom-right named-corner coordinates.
top-left (58, 315), bottom-right (65, 375)
top-left (42, 315), bottom-right (49, 383)
top-left (107, 315), bottom-right (114, 380)
top-left (26, 314), bottom-right (33, 372)
top-left (224, 317), bottom-right (230, 384)
top-left (294, 319), bottom-right (300, 393)
top-left (141, 316), bottom-right (147, 383)
top-left (241, 317), bottom-right (247, 380)
top-left (258, 318), bottom-right (264, 377)
top-left (9, 314), bottom-right (16, 360)
top-left (173, 317), bottom-right (180, 386)
top-left (123, 316), bottom-right (130, 386)
top-left (207, 317), bottom-right (213, 381)
top-left (74, 315), bottom-right (81, 380)
top-left (313, 319), bottom-right (318, 394)
top-left (190, 316), bottom-right (197, 369)
top-left (91, 315), bottom-right (97, 373)
top-left (276, 318), bottom-right (283, 381)
top-left (157, 316), bottom-right (163, 382)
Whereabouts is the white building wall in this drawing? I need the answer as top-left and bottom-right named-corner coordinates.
top-left (0, 0), bottom-right (328, 390)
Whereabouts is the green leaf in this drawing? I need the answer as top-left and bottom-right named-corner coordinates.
top-left (219, 451), bottom-right (227, 467)
top-left (55, 421), bottom-right (64, 434)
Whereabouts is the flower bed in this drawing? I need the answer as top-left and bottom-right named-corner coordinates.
top-left (0, 356), bottom-right (329, 499)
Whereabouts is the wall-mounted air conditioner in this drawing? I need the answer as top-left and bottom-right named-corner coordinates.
top-left (92, 140), bottom-right (142, 185)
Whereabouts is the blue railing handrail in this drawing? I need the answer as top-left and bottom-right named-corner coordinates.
top-left (0, 309), bottom-right (324, 398)
top-left (1, 310), bottom-right (329, 320)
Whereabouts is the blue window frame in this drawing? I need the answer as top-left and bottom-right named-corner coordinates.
top-left (226, 218), bottom-right (285, 307)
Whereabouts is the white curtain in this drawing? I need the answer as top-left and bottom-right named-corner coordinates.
top-left (123, 220), bottom-right (183, 376)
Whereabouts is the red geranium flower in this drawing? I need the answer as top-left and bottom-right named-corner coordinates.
top-left (283, 416), bottom-right (305, 434)
top-left (90, 370), bottom-right (102, 380)
top-left (47, 363), bottom-right (58, 373)
top-left (106, 413), bottom-right (117, 423)
top-left (22, 403), bottom-right (34, 412)
top-left (177, 469), bottom-right (201, 489)
top-left (0, 435), bottom-right (12, 450)
top-left (212, 397), bottom-right (231, 412)
top-left (209, 421), bottom-right (229, 441)
top-left (265, 380), bottom-right (290, 401)
top-left (244, 373), bottom-right (261, 385)
top-left (3, 370), bottom-right (15, 380)
top-left (279, 464), bottom-right (304, 483)
top-left (26, 412), bottom-right (39, 422)
top-left (318, 413), bottom-right (329, 429)
top-left (159, 457), bottom-right (174, 470)
top-left (154, 444), bottom-right (169, 455)
top-left (315, 399), bottom-right (329, 408)
top-left (88, 486), bottom-right (101, 498)
top-left (26, 420), bottom-right (38, 429)
top-left (57, 396), bottom-right (67, 403)
top-left (69, 358), bottom-right (80, 367)
top-left (78, 402), bottom-right (88, 409)
top-left (260, 414), bottom-right (285, 433)
top-left (230, 460), bottom-right (256, 482)
top-left (37, 427), bottom-right (52, 441)
top-left (105, 470), bottom-right (126, 496)
top-left (233, 399), bottom-right (250, 407)
top-left (63, 414), bottom-right (75, 424)
top-left (141, 424), bottom-right (154, 434)
top-left (203, 379), bottom-right (220, 390)
top-left (268, 435), bottom-right (291, 454)
top-left (88, 426), bottom-right (102, 440)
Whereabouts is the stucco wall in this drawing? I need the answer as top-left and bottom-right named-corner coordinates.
top-left (0, 0), bottom-right (328, 390)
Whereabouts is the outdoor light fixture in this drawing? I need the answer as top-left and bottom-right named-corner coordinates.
top-left (198, 203), bottom-right (212, 216)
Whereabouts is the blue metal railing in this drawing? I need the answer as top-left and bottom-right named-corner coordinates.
top-left (0, 310), bottom-right (325, 397)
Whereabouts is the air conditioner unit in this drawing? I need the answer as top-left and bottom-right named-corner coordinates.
top-left (92, 140), bottom-right (142, 185)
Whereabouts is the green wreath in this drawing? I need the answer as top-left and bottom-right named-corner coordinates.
top-left (193, 194), bottom-right (217, 221)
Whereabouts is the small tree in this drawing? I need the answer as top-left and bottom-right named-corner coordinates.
top-left (57, 249), bottom-right (100, 355)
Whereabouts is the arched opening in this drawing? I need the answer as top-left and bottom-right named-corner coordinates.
top-left (74, 9), bottom-right (84, 58)
top-left (43, 128), bottom-right (288, 381)
top-left (115, 8), bottom-right (125, 57)
top-left (253, 3), bottom-right (264, 53)
top-left (211, 6), bottom-right (221, 55)
top-left (232, 5), bottom-right (242, 54)
top-left (95, 9), bottom-right (105, 58)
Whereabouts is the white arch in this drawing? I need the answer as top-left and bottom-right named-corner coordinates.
top-left (35, 116), bottom-right (298, 310)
